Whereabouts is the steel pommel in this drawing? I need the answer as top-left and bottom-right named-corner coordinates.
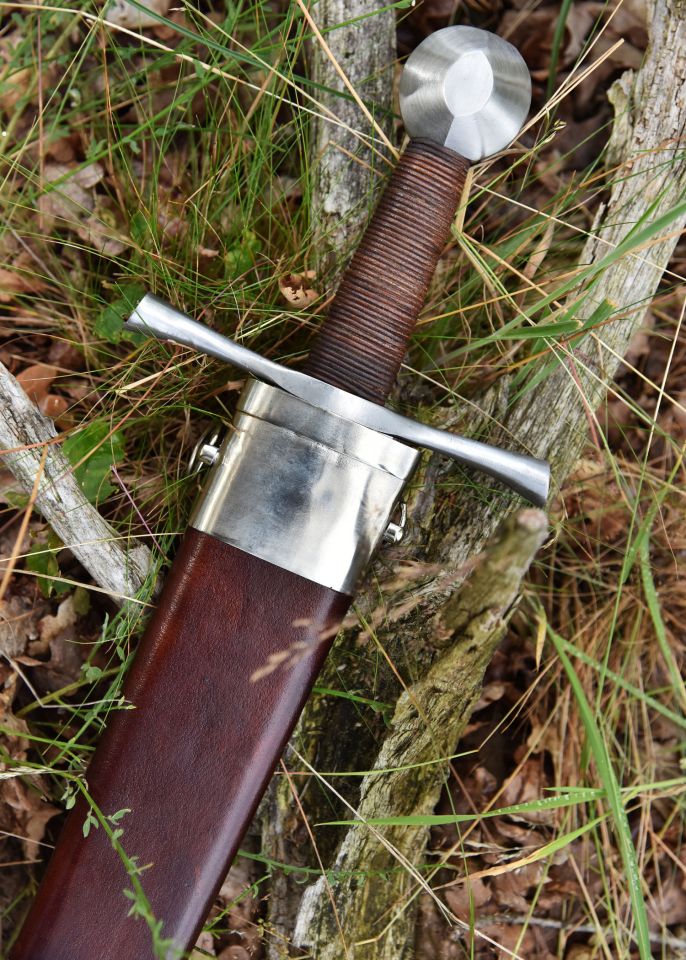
top-left (190, 381), bottom-right (419, 593)
top-left (399, 26), bottom-right (531, 161)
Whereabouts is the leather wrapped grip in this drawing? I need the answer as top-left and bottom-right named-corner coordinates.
top-left (304, 139), bottom-right (469, 404)
top-left (11, 529), bottom-right (350, 960)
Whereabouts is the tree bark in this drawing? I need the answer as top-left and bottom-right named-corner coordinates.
top-left (293, 510), bottom-right (548, 960)
top-left (307, 0), bottom-right (396, 265)
top-left (260, 0), bottom-right (686, 957)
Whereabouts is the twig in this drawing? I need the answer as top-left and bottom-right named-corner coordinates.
top-left (0, 361), bottom-right (152, 605)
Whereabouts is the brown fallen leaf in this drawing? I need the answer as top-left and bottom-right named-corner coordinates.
top-left (499, 758), bottom-right (551, 823)
top-left (217, 948), bottom-right (250, 960)
top-left (477, 921), bottom-right (556, 960)
top-left (30, 594), bottom-right (86, 691)
top-left (0, 249), bottom-right (49, 303)
top-left (217, 860), bottom-right (261, 954)
top-left (15, 364), bottom-right (57, 407)
top-left (0, 594), bottom-right (51, 660)
top-left (648, 873), bottom-right (686, 928)
top-left (0, 34), bottom-right (31, 112)
top-left (78, 209), bottom-right (129, 257)
top-left (443, 875), bottom-right (492, 920)
top-left (38, 162), bottom-right (103, 228)
top-left (47, 339), bottom-right (84, 371)
top-left (39, 394), bottom-right (70, 427)
top-left (45, 135), bottom-right (78, 164)
top-left (190, 931), bottom-right (216, 958)
top-left (279, 270), bottom-right (319, 308)
top-left (491, 862), bottom-right (544, 913)
top-left (35, 593), bottom-right (79, 650)
top-left (0, 695), bottom-right (60, 860)
top-left (471, 681), bottom-right (508, 712)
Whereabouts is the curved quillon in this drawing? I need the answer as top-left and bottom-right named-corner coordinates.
top-left (127, 296), bottom-right (550, 507)
top-left (399, 25), bottom-right (531, 161)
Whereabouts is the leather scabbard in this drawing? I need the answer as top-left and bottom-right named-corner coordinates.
top-left (11, 528), bottom-right (350, 960)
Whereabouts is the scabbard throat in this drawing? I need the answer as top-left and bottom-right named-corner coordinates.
top-left (189, 380), bottom-right (419, 592)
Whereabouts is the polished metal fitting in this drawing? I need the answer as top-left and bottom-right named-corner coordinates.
top-left (382, 502), bottom-right (408, 545)
top-left (190, 380), bottom-right (419, 593)
top-left (399, 26), bottom-right (531, 161)
top-left (127, 294), bottom-right (550, 589)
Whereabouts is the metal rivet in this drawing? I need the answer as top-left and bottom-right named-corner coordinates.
top-left (383, 502), bottom-right (408, 545)
top-left (188, 428), bottom-right (223, 475)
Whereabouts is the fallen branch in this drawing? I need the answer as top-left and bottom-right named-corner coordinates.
top-left (0, 361), bottom-right (152, 605)
top-left (293, 510), bottom-right (548, 959)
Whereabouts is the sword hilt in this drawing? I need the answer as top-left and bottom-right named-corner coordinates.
top-left (304, 26), bottom-right (531, 405)
top-left (124, 28), bottom-right (547, 506)
top-left (10, 29), bottom-right (542, 960)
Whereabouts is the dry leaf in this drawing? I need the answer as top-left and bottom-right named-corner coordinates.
top-left (0, 31), bottom-right (33, 112)
top-left (279, 270), bottom-right (319, 307)
top-left (30, 594), bottom-right (85, 690)
top-left (218, 948), bottom-right (251, 960)
top-left (38, 163), bottom-right (104, 228)
top-left (0, 249), bottom-right (49, 302)
top-left (40, 394), bottom-right (70, 426)
top-left (0, 594), bottom-right (49, 659)
top-left (443, 876), bottom-right (492, 920)
top-left (0, 706), bottom-right (60, 860)
top-left (190, 931), bottom-right (216, 958)
top-left (491, 863), bottom-right (544, 913)
top-left (472, 681), bottom-right (507, 712)
top-left (16, 364), bottom-right (57, 406)
top-left (499, 758), bottom-right (551, 824)
top-left (217, 861), bottom-right (261, 953)
top-left (648, 874), bottom-right (686, 928)
top-left (37, 593), bottom-right (79, 649)
top-left (478, 921), bottom-right (555, 960)
top-left (77, 212), bottom-right (128, 257)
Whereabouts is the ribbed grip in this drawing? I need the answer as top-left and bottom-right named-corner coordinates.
top-left (304, 139), bottom-right (469, 404)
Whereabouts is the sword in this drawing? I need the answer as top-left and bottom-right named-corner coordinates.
top-left (11, 26), bottom-right (545, 960)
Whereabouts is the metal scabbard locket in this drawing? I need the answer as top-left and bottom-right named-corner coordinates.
top-left (190, 381), bottom-right (418, 593)
top-left (127, 295), bottom-right (549, 593)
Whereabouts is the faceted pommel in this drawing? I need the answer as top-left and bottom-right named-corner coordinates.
top-left (399, 26), bottom-right (531, 162)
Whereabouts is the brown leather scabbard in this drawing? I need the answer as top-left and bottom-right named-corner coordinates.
top-left (11, 528), bottom-right (350, 960)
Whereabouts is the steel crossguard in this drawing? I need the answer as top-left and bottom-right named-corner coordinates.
top-left (127, 295), bottom-right (550, 507)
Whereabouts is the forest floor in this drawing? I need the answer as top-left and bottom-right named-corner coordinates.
top-left (0, 1), bottom-right (685, 958)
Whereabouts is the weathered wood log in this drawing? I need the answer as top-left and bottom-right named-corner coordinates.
top-left (307, 0), bottom-right (396, 263)
top-left (293, 510), bottom-right (548, 959)
top-left (261, 0), bottom-right (686, 957)
top-left (0, 361), bottom-right (152, 604)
